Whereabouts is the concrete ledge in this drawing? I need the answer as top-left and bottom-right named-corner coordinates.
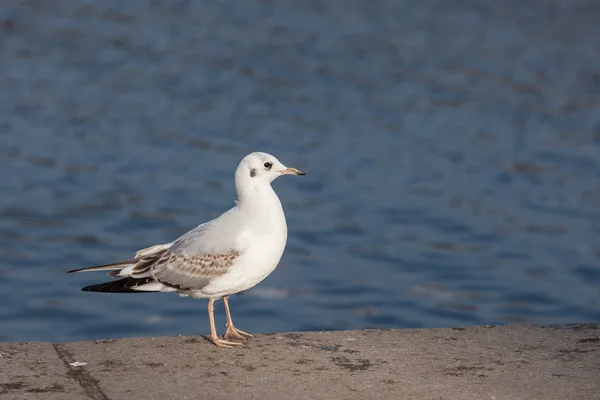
top-left (1, 324), bottom-right (599, 400)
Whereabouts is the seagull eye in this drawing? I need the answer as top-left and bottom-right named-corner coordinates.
top-left (264, 162), bottom-right (273, 170)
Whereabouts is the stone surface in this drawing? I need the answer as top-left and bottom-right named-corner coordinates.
top-left (1, 324), bottom-right (599, 399)
top-left (0, 343), bottom-right (87, 399)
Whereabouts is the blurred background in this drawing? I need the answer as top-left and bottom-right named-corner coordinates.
top-left (0, 0), bottom-right (599, 343)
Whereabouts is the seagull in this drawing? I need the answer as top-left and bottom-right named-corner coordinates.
top-left (68, 152), bottom-right (305, 348)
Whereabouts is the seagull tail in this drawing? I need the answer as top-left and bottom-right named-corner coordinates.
top-left (67, 259), bottom-right (139, 274)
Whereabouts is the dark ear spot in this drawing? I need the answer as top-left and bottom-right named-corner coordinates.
top-left (250, 168), bottom-right (257, 177)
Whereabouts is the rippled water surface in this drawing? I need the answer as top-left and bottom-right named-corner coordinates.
top-left (0, 0), bottom-right (599, 342)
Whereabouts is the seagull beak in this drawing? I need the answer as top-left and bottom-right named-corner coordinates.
top-left (281, 167), bottom-right (306, 176)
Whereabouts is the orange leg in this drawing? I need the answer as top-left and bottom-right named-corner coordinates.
top-left (207, 299), bottom-right (242, 348)
top-left (223, 295), bottom-right (254, 341)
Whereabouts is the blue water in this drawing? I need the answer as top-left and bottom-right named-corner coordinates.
top-left (0, 0), bottom-right (599, 342)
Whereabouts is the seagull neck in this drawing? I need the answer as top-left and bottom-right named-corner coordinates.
top-left (236, 182), bottom-right (280, 211)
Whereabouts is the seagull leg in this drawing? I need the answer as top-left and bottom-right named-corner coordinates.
top-left (223, 295), bottom-right (254, 341)
top-left (207, 299), bottom-right (242, 348)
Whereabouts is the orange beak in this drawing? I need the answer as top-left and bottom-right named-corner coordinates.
top-left (280, 167), bottom-right (306, 176)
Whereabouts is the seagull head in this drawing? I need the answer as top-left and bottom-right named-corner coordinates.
top-left (236, 152), bottom-right (305, 186)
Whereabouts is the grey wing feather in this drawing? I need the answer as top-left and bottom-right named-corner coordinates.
top-left (151, 250), bottom-right (240, 290)
top-left (68, 208), bottom-right (245, 293)
top-left (149, 214), bottom-right (244, 290)
top-left (75, 208), bottom-right (244, 292)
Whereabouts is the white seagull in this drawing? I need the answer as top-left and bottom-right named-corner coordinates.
top-left (68, 152), bottom-right (305, 348)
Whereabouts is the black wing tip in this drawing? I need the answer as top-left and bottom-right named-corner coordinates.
top-left (80, 277), bottom-right (159, 293)
top-left (81, 284), bottom-right (154, 293)
top-left (80, 283), bottom-right (116, 292)
top-left (80, 283), bottom-right (109, 292)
